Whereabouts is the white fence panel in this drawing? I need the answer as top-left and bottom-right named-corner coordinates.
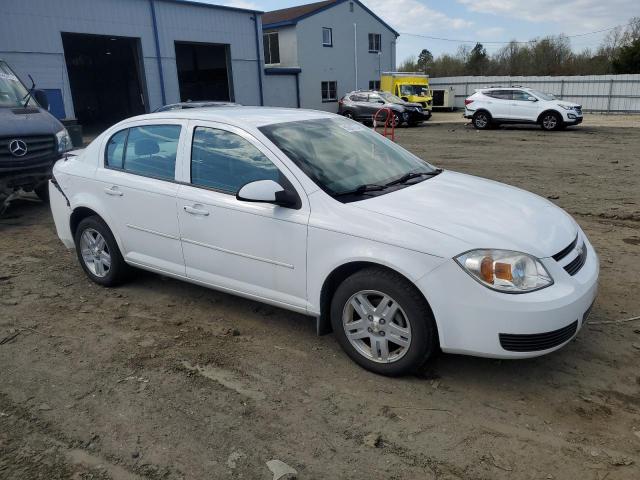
top-left (429, 75), bottom-right (640, 112)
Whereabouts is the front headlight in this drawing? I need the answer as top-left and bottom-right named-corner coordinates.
top-left (455, 249), bottom-right (553, 293)
top-left (56, 129), bottom-right (72, 153)
top-left (558, 105), bottom-right (574, 111)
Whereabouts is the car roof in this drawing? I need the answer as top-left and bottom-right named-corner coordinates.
top-left (127, 107), bottom-right (336, 128)
top-left (481, 87), bottom-right (532, 91)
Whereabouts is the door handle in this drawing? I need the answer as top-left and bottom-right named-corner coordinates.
top-left (104, 186), bottom-right (123, 196)
top-left (184, 205), bottom-right (210, 216)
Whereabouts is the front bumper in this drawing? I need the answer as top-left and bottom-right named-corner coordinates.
top-left (407, 110), bottom-right (431, 123)
top-left (417, 233), bottom-right (599, 358)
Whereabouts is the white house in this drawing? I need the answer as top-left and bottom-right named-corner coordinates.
top-left (262, 0), bottom-right (398, 111)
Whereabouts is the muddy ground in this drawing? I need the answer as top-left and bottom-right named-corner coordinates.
top-left (1, 114), bottom-right (639, 480)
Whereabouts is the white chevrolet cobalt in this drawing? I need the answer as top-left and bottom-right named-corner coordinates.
top-left (49, 108), bottom-right (598, 376)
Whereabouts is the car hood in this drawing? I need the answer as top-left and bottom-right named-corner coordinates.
top-left (0, 106), bottom-right (63, 136)
top-left (354, 171), bottom-right (577, 258)
top-left (555, 100), bottom-right (581, 109)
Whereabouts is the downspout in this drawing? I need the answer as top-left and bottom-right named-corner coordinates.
top-left (353, 23), bottom-right (358, 90)
top-left (252, 15), bottom-right (264, 106)
top-left (295, 72), bottom-right (300, 108)
top-left (148, 0), bottom-right (166, 106)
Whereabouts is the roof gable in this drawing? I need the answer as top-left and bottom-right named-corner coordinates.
top-left (262, 0), bottom-right (399, 37)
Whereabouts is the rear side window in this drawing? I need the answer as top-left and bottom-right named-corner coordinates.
top-left (486, 90), bottom-right (513, 100)
top-left (105, 125), bottom-right (181, 181)
top-left (190, 127), bottom-right (280, 194)
top-left (105, 130), bottom-right (127, 169)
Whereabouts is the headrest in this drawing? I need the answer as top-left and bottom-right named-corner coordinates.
top-left (134, 138), bottom-right (159, 155)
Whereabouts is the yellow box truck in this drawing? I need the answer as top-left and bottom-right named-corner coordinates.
top-left (380, 72), bottom-right (433, 112)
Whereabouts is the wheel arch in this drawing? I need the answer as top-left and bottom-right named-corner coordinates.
top-left (537, 109), bottom-right (562, 124)
top-left (473, 108), bottom-right (492, 119)
top-left (69, 204), bottom-right (125, 254)
top-left (316, 260), bottom-right (437, 337)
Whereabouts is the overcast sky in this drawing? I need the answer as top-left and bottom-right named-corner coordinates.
top-left (215, 0), bottom-right (638, 61)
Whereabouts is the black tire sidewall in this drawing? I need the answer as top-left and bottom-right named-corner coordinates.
top-left (330, 268), bottom-right (438, 376)
top-left (74, 216), bottom-right (127, 287)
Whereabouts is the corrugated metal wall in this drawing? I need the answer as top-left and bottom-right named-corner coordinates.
top-left (430, 75), bottom-right (640, 113)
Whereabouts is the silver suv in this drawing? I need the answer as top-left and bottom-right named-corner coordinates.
top-left (338, 91), bottom-right (431, 127)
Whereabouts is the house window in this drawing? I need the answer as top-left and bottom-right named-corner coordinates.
top-left (322, 27), bottom-right (333, 47)
top-left (321, 81), bottom-right (337, 102)
top-left (349, 2), bottom-right (354, 12)
top-left (369, 80), bottom-right (380, 90)
top-left (263, 31), bottom-right (280, 64)
top-left (368, 33), bottom-right (381, 53)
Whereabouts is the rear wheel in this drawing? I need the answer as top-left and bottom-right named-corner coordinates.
top-left (540, 112), bottom-right (562, 131)
top-left (472, 111), bottom-right (491, 130)
top-left (330, 267), bottom-right (438, 376)
top-left (74, 216), bottom-right (129, 287)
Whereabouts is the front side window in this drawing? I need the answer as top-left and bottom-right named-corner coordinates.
top-left (105, 125), bottom-right (181, 181)
top-left (260, 118), bottom-right (437, 199)
top-left (191, 127), bottom-right (280, 194)
top-left (512, 90), bottom-right (535, 101)
top-left (263, 31), bottom-right (280, 65)
top-left (321, 81), bottom-right (337, 102)
top-left (368, 33), bottom-right (381, 52)
top-left (322, 27), bottom-right (333, 47)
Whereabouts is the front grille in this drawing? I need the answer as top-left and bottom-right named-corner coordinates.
top-left (575, 106), bottom-right (582, 115)
top-left (499, 320), bottom-right (578, 352)
top-left (564, 245), bottom-right (587, 276)
top-left (553, 235), bottom-right (578, 261)
top-left (0, 135), bottom-right (56, 169)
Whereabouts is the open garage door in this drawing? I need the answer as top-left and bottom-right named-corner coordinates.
top-left (175, 42), bottom-right (233, 102)
top-left (62, 33), bottom-right (147, 133)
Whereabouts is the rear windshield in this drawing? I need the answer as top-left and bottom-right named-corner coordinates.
top-left (0, 61), bottom-right (35, 108)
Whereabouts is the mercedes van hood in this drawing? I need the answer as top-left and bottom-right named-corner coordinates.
top-left (0, 106), bottom-right (64, 137)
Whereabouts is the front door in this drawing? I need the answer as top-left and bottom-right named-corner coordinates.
top-left (176, 121), bottom-right (309, 310)
top-left (510, 90), bottom-right (541, 121)
top-left (98, 121), bottom-right (186, 276)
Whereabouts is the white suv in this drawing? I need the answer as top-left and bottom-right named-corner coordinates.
top-left (464, 87), bottom-right (583, 131)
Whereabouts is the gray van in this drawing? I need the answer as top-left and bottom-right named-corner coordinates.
top-left (1, 59), bottom-right (72, 210)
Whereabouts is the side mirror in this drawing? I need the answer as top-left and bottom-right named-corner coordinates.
top-left (236, 179), bottom-right (298, 208)
top-left (527, 96), bottom-right (538, 102)
top-left (377, 100), bottom-right (385, 104)
top-left (33, 89), bottom-right (49, 110)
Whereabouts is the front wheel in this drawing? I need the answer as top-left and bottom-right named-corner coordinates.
top-left (74, 216), bottom-right (129, 287)
top-left (343, 111), bottom-right (355, 120)
top-left (540, 112), bottom-right (562, 131)
top-left (330, 268), bottom-right (438, 376)
top-left (472, 111), bottom-right (491, 130)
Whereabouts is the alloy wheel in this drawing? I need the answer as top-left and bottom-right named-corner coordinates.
top-left (79, 228), bottom-right (111, 278)
top-left (542, 114), bottom-right (557, 130)
top-left (342, 290), bottom-right (412, 363)
top-left (475, 113), bottom-right (488, 128)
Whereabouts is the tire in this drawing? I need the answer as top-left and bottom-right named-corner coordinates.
top-left (540, 111), bottom-right (562, 131)
top-left (472, 111), bottom-right (491, 130)
top-left (74, 216), bottom-right (129, 287)
top-left (34, 183), bottom-right (49, 203)
top-left (343, 111), bottom-right (355, 120)
top-left (330, 267), bottom-right (439, 376)
top-left (390, 112), bottom-right (401, 128)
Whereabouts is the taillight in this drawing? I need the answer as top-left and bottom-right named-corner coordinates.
top-left (464, 99), bottom-right (474, 105)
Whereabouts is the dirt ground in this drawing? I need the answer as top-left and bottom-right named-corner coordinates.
top-left (1, 113), bottom-right (639, 480)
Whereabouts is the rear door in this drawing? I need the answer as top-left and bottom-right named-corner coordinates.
top-left (484, 90), bottom-right (512, 119)
top-left (175, 120), bottom-right (309, 310)
top-left (348, 93), bottom-right (370, 120)
top-left (510, 90), bottom-right (540, 121)
top-left (98, 121), bottom-right (186, 276)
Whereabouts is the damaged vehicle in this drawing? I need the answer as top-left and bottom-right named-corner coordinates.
top-left (49, 107), bottom-right (598, 376)
top-left (0, 59), bottom-right (72, 211)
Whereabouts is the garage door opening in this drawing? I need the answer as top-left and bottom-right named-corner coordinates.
top-left (62, 33), bottom-right (147, 133)
top-left (175, 42), bottom-right (233, 102)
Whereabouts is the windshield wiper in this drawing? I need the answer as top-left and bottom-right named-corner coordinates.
top-left (334, 184), bottom-right (388, 197)
top-left (385, 168), bottom-right (443, 187)
top-left (21, 74), bottom-right (36, 108)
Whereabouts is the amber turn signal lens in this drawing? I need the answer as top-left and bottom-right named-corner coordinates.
top-left (495, 262), bottom-right (513, 281)
top-left (480, 256), bottom-right (494, 283)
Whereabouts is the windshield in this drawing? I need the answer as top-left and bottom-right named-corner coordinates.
top-left (0, 61), bottom-right (35, 108)
top-left (528, 89), bottom-right (555, 101)
top-left (259, 118), bottom-right (436, 199)
top-left (399, 84), bottom-right (428, 97)
top-left (380, 92), bottom-right (405, 104)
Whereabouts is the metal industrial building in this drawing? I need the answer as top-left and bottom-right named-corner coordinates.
top-left (0, 0), bottom-right (264, 132)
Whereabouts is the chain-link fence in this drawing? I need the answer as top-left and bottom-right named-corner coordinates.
top-left (430, 74), bottom-right (640, 113)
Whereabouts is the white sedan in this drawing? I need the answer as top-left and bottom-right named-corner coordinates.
top-left (49, 107), bottom-right (598, 376)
